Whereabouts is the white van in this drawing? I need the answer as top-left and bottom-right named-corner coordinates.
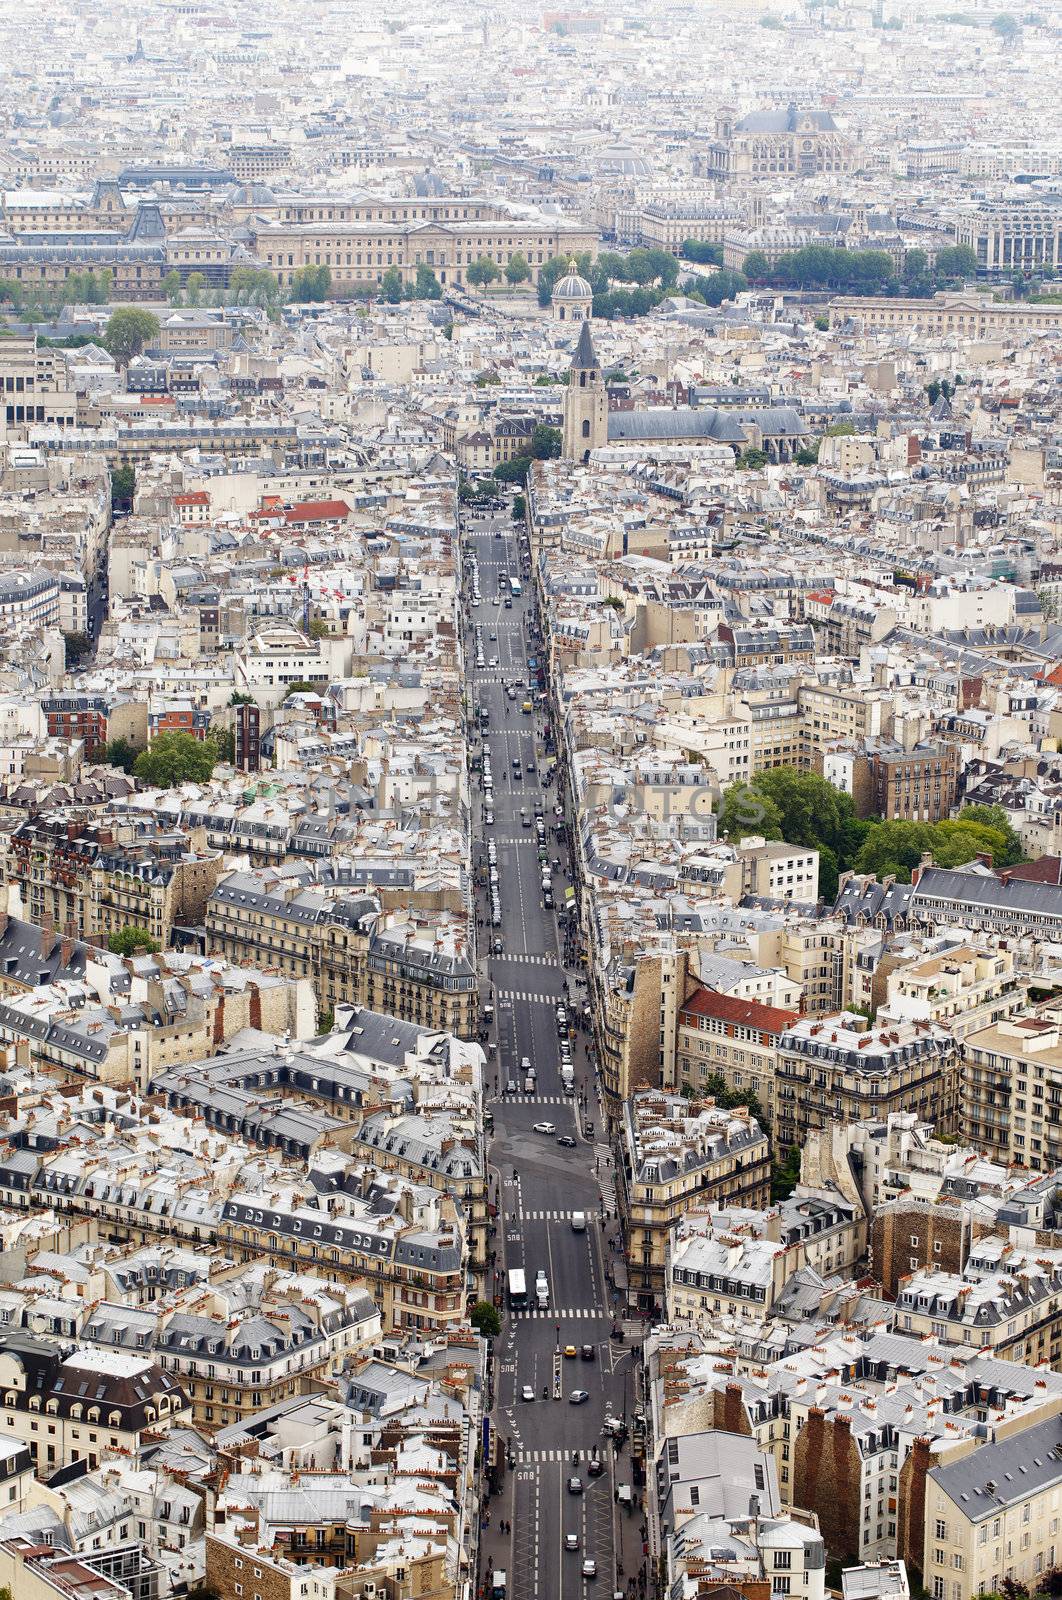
top-left (571, 1211), bottom-right (586, 1232)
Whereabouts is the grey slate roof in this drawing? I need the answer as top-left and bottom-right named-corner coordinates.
top-left (930, 1410), bottom-right (1062, 1518)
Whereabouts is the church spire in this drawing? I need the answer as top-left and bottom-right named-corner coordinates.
top-left (572, 317), bottom-right (598, 371)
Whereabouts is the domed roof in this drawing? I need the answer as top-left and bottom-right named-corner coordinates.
top-left (553, 265), bottom-right (592, 300)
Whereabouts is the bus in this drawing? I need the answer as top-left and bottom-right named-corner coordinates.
top-left (509, 578), bottom-right (523, 598)
top-left (507, 1268), bottom-right (527, 1310)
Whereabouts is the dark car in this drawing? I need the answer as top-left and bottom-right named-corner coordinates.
top-left (557, 1134), bottom-right (577, 1149)
top-left (587, 1457), bottom-right (604, 1477)
top-left (568, 1476), bottom-right (583, 1494)
top-left (581, 1344), bottom-right (595, 1361)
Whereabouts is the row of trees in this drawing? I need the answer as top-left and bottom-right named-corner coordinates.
top-left (536, 249), bottom-right (680, 313)
top-left (490, 423), bottom-right (563, 487)
top-left (741, 243), bottom-right (980, 297)
top-left (715, 767), bottom-right (1022, 902)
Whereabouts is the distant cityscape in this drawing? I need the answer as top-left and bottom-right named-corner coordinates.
top-left (0, 5), bottom-right (1060, 1600)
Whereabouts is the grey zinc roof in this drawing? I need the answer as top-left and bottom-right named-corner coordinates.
top-left (930, 1411), bottom-right (1062, 1518)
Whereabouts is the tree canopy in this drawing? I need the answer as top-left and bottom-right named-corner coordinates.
top-left (505, 252), bottom-right (531, 285)
top-left (466, 256), bottom-right (500, 289)
top-left (716, 771), bottom-right (1024, 902)
top-left (108, 926), bottom-right (160, 957)
top-left (103, 308), bottom-right (160, 366)
top-left (682, 240), bottom-right (723, 266)
top-left (470, 1301), bottom-right (502, 1339)
top-left (102, 737), bottom-right (138, 775)
top-left (133, 731), bottom-right (218, 788)
top-left (289, 264), bottom-right (332, 302)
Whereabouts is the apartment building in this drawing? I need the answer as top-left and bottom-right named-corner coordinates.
top-left (892, 1238), bottom-right (1062, 1364)
top-left (0, 1335), bottom-right (188, 1476)
top-left (620, 1089), bottom-right (771, 1311)
top-left (216, 1191), bottom-right (466, 1334)
top-left (76, 1268), bottom-right (380, 1432)
top-left (961, 1008), bottom-right (1062, 1169)
top-left (674, 983), bottom-right (799, 1122)
top-left (0, 335), bottom-right (77, 432)
top-left (922, 1411), bottom-right (1062, 1600)
top-left (3, 814), bottom-right (221, 947)
top-left (206, 875), bottom-right (477, 1038)
top-left (774, 1013), bottom-right (959, 1153)
top-left (668, 1190), bottom-right (864, 1326)
top-left (869, 742), bottom-right (960, 825)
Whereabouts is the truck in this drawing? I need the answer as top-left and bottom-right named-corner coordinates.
top-left (560, 1065), bottom-right (575, 1094)
top-left (507, 1269), bottom-right (527, 1310)
top-left (535, 1270), bottom-right (549, 1307)
top-left (491, 1573), bottom-right (507, 1600)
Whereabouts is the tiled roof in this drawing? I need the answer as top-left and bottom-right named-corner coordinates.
top-left (680, 984), bottom-right (798, 1035)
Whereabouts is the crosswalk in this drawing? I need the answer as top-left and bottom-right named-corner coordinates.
top-left (595, 1144), bottom-right (618, 1212)
top-left (516, 1448), bottom-right (609, 1464)
top-left (492, 953), bottom-right (557, 966)
top-left (496, 990), bottom-right (560, 1005)
top-left (512, 1305), bottom-right (607, 1320)
top-left (521, 1209), bottom-right (598, 1222)
top-left (494, 1093), bottom-right (567, 1105)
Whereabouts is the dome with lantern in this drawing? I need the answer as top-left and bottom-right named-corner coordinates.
top-left (551, 259), bottom-right (593, 321)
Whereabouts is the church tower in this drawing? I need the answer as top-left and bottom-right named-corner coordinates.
top-left (563, 319), bottom-right (608, 462)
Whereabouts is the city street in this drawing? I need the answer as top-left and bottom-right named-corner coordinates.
top-left (462, 507), bottom-right (641, 1600)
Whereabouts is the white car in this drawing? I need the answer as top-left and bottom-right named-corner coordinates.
top-left (582, 1558), bottom-right (597, 1579)
top-left (521, 1385), bottom-right (535, 1402)
top-left (533, 1121), bottom-right (556, 1135)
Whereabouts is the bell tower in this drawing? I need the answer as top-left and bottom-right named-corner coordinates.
top-left (563, 319), bottom-right (608, 462)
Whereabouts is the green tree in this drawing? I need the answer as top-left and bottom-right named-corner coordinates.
top-left (379, 267), bottom-right (404, 303)
top-left (228, 691), bottom-right (255, 707)
top-left (717, 782), bottom-right (784, 843)
top-left (992, 10), bottom-right (1019, 37)
top-left (102, 737), bottom-right (138, 774)
top-left (466, 255), bottom-right (500, 290)
top-left (737, 447), bottom-right (768, 470)
top-left (512, 493), bottom-right (526, 520)
top-left (698, 267), bottom-right (748, 306)
top-left (108, 926), bottom-right (160, 956)
top-left (282, 680), bottom-right (319, 699)
top-left (184, 271), bottom-right (206, 307)
top-left (742, 250), bottom-right (771, 282)
top-left (63, 631), bottom-right (91, 669)
top-left (133, 731), bottom-right (218, 788)
top-left (813, 314), bottom-right (830, 331)
top-left (289, 264), bottom-right (332, 302)
top-left (209, 726), bottom-right (235, 764)
top-left (161, 269), bottom-right (182, 305)
top-left (111, 464), bottom-right (135, 510)
top-left (470, 1300), bottom-right (502, 1339)
top-left (536, 252), bottom-right (594, 307)
top-left (103, 308), bottom-right (160, 367)
top-left (308, 616), bottom-right (330, 640)
top-left (682, 240), bottom-right (723, 266)
top-left (493, 455), bottom-right (531, 486)
top-left (934, 244), bottom-right (979, 282)
top-left (505, 252), bottom-right (531, 286)
top-left (796, 443), bottom-right (821, 466)
top-left (531, 423), bottom-right (562, 460)
top-left (771, 1145), bottom-right (802, 1202)
top-left (413, 263), bottom-right (442, 300)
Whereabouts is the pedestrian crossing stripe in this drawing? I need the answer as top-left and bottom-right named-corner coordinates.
top-left (495, 990), bottom-right (562, 1005)
top-left (511, 1306), bottom-right (608, 1319)
top-left (491, 953), bottom-right (558, 965)
top-left (515, 1449), bottom-right (610, 1464)
top-left (493, 1094), bottom-right (566, 1105)
top-left (521, 1209), bottom-right (599, 1222)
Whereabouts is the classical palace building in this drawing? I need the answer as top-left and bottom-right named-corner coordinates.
top-left (248, 212), bottom-right (596, 291)
top-left (828, 290), bottom-right (1062, 335)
